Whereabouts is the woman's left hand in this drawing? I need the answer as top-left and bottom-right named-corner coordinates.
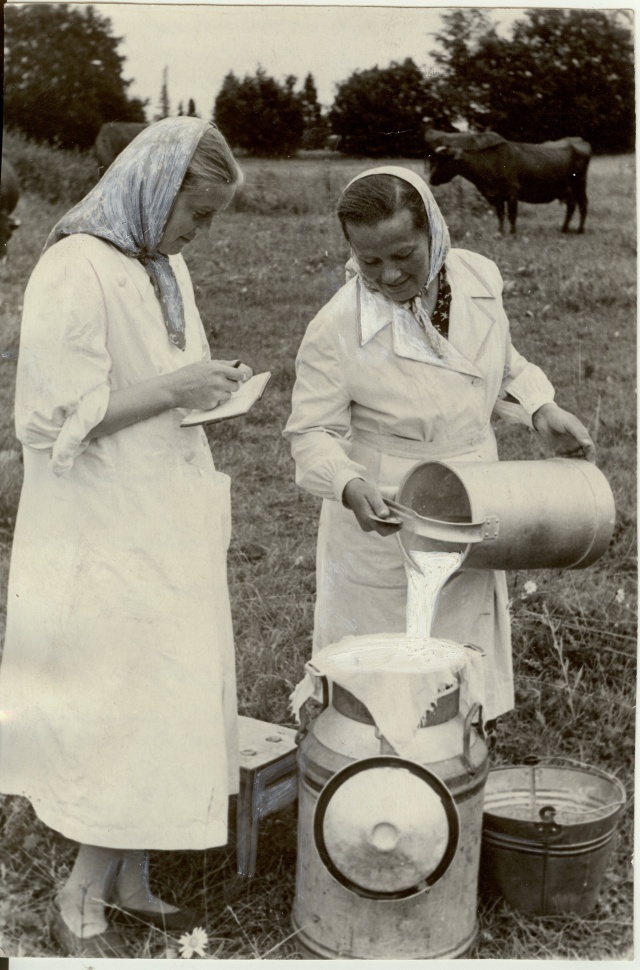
top-left (532, 402), bottom-right (596, 463)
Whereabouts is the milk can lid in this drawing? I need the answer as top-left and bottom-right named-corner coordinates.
top-left (314, 756), bottom-right (459, 899)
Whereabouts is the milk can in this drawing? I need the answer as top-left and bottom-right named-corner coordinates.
top-left (291, 635), bottom-right (489, 960)
top-left (393, 458), bottom-right (615, 570)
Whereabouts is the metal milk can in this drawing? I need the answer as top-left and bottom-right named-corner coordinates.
top-left (291, 635), bottom-right (489, 960)
top-left (393, 457), bottom-right (616, 570)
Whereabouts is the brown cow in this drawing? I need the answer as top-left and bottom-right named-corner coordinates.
top-left (1, 156), bottom-right (21, 261)
top-left (424, 129), bottom-right (591, 234)
top-left (95, 122), bottom-right (148, 178)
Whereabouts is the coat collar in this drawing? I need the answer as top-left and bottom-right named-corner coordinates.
top-left (357, 250), bottom-right (498, 375)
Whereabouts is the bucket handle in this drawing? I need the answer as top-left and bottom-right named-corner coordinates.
top-left (534, 805), bottom-right (564, 843)
top-left (384, 499), bottom-right (499, 544)
top-left (522, 754), bottom-right (627, 812)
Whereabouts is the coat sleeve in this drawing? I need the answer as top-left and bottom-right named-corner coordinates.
top-left (15, 245), bottom-right (112, 474)
top-left (283, 312), bottom-right (367, 502)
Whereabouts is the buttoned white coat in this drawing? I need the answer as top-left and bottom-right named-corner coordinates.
top-left (0, 234), bottom-right (238, 849)
top-left (284, 248), bottom-right (555, 720)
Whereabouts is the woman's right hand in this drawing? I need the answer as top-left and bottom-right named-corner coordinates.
top-left (342, 478), bottom-right (402, 536)
top-left (167, 360), bottom-right (253, 411)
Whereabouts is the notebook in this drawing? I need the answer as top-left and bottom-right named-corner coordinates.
top-left (180, 371), bottom-right (272, 427)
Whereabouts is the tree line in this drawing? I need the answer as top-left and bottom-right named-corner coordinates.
top-left (4, 5), bottom-right (634, 156)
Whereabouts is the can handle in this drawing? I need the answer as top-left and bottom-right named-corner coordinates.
top-left (384, 499), bottom-right (498, 544)
top-left (304, 662), bottom-right (330, 711)
top-left (461, 703), bottom-right (482, 773)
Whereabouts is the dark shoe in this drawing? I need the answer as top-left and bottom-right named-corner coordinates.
top-left (47, 896), bottom-right (129, 957)
top-left (106, 901), bottom-right (202, 931)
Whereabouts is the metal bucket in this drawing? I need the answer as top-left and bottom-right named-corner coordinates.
top-left (395, 457), bottom-right (615, 570)
top-left (481, 760), bottom-right (626, 916)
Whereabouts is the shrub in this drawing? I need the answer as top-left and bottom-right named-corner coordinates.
top-left (3, 129), bottom-right (98, 205)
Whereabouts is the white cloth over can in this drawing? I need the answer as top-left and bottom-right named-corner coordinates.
top-left (284, 249), bottom-right (556, 721)
top-left (0, 234), bottom-right (239, 849)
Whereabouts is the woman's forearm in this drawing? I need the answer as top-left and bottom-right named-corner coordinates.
top-left (85, 360), bottom-right (252, 440)
top-left (86, 375), bottom-right (177, 439)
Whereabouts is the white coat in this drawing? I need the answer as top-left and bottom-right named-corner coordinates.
top-left (284, 248), bottom-right (555, 720)
top-left (0, 234), bottom-right (238, 849)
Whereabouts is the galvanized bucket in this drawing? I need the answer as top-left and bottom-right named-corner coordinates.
top-left (395, 457), bottom-right (616, 570)
top-left (480, 759), bottom-right (626, 916)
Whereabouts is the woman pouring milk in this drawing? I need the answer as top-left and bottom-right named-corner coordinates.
top-left (284, 166), bottom-right (595, 722)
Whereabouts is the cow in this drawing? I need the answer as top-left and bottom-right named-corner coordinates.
top-left (1, 156), bottom-right (21, 262)
top-left (423, 129), bottom-right (591, 235)
top-left (95, 121), bottom-right (148, 178)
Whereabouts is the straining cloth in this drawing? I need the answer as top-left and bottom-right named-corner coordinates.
top-left (291, 634), bottom-right (485, 758)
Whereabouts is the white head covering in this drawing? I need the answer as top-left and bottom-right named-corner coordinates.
top-left (339, 164), bottom-right (450, 293)
top-left (340, 165), bottom-right (452, 359)
top-left (44, 117), bottom-right (212, 350)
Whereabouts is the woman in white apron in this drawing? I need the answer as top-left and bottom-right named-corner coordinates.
top-left (284, 166), bottom-right (595, 722)
top-left (0, 119), bottom-right (251, 955)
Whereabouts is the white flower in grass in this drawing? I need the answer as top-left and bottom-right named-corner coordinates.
top-left (615, 588), bottom-right (625, 605)
top-left (178, 927), bottom-right (209, 959)
top-left (523, 580), bottom-right (538, 596)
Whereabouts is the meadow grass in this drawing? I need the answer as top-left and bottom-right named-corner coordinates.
top-left (0, 148), bottom-right (635, 959)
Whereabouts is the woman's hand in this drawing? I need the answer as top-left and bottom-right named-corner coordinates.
top-left (87, 360), bottom-right (253, 440)
top-left (532, 402), bottom-right (596, 463)
top-left (167, 360), bottom-right (253, 411)
top-left (343, 478), bottom-right (402, 536)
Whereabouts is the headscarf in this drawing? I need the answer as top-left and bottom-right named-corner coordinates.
top-left (340, 165), bottom-right (452, 359)
top-left (44, 116), bottom-right (211, 350)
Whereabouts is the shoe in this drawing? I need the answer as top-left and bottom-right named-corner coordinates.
top-left (47, 896), bottom-right (129, 957)
top-left (106, 901), bottom-right (203, 931)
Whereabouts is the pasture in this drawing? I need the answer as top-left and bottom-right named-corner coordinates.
top-left (0, 141), bottom-right (636, 960)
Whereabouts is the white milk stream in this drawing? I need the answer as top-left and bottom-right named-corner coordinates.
top-left (405, 550), bottom-right (465, 639)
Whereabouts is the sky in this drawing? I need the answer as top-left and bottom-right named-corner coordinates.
top-left (15, 2), bottom-right (530, 119)
top-left (7, 1), bottom-right (631, 121)
top-left (106, 4), bottom-right (497, 117)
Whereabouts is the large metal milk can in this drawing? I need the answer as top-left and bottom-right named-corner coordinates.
top-left (392, 457), bottom-right (615, 570)
top-left (291, 634), bottom-right (489, 960)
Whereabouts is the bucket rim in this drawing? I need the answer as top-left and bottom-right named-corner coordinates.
top-left (486, 758), bottom-right (626, 795)
top-left (483, 759), bottom-right (627, 825)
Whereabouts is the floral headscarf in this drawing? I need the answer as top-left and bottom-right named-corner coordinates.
top-left (44, 117), bottom-right (211, 350)
top-left (341, 166), bottom-right (452, 359)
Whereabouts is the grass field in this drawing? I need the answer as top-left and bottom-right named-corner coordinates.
top-left (0, 143), bottom-right (636, 960)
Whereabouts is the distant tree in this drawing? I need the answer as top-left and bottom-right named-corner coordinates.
top-left (155, 67), bottom-right (171, 120)
top-left (178, 98), bottom-right (198, 117)
top-left (4, 3), bottom-right (147, 150)
top-left (329, 58), bottom-right (454, 156)
top-left (298, 73), bottom-right (330, 150)
top-left (213, 68), bottom-right (305, 156)
top-left (430, 8), bottom-right (635, 152)
top-left (429, 9), bottom-right (498, 128)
